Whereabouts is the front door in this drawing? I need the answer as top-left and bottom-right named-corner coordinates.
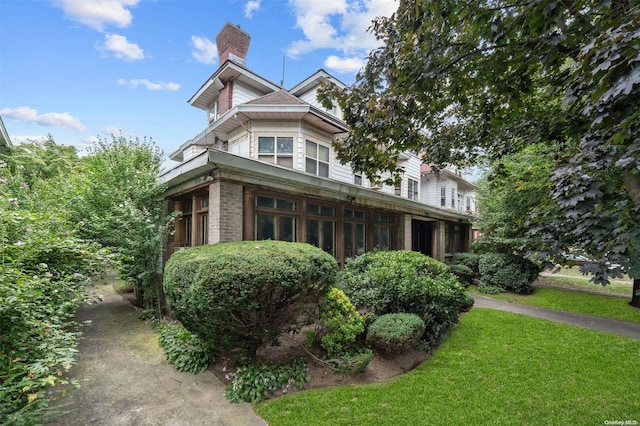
top-left (412, 220), bottom-right (433, 257)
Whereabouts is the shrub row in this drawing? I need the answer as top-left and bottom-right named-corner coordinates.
top-left (452, 252), bottom-right (540, 294)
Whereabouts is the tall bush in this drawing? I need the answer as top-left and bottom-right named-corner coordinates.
top-left (478, 253), bottom-right (540, 294)
top-left (164, 241), bottom-right (338, 359)
top-left (339, 250), bottom-right (466, 347)
top-left (71, 135), bottom-right (169, 312)
top-left (0, 148), bottom-right (108, 424)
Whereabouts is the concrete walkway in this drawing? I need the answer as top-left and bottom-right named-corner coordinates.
top-left (47, 280), bottom-right (266, 426)
top-left (473, 294), bottom-right (640, 340)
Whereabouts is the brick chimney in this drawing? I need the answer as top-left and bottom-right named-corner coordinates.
top-left (216, 22), bottom-right (250, 66)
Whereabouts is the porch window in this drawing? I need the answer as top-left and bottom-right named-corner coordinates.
top-left (258, 136), bottom-right (294, 168)
top-left (307, 203), bottom-right (336, 255)
top-left (305, 140), bottom-right (330, 178)
top-left (373, 213), bottom-right (393, 251)
top-left (344, 209), bottom-right (367, 258)
top-left (255, 195), bottom-right (297, 242)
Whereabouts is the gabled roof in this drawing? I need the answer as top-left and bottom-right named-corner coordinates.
top-left (0, 116), bottom-right (12, 152)
top-left (289, 69), bottom-right (346, 97)
top-left (188, 60), bottom-right (281, 111)
top-left (245, 89), bottom-right (308, 106)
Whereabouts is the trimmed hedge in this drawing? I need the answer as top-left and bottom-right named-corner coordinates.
top-left (163, 241), bottom-right (338, 358)
top-left (478, 253), bottom-right (540, 294)
top-left (314, 288), bottom-right (365, 356)
top-left (339, 250), bottom-right (467, 347)
top-left (448, 264), bottom-right (474, 286)
top-left (366, 313), bottom-right (425, 356)
top-left (452, 252), bottom-right (481, 274)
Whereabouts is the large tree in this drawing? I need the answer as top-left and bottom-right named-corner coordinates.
top-left (319, 0), bottom-right (640, 306)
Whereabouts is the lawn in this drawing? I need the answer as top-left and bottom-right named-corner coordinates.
top-left (255, 309), bottom-right (640, 425)
top-left (539, 266), bottom-right (632, 296)
top-left (470, 286), bottom-right (640, 324)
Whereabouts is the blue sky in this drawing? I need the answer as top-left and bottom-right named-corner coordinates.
top-left (0, 0), bottom-right (398, 161)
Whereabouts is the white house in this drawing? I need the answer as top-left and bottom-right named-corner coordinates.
top-left (160, 22), bottom-right (474, 267)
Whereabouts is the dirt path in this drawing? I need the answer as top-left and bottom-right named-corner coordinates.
top-left (47, 279), bottom-right (266, 426)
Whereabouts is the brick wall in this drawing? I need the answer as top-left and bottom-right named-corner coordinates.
top-left (209, 180), bottom-right (243, 243)
top-left (216, 22), bottom-right (250, 66)
top-left (218, 81), bottom-right (233, 115)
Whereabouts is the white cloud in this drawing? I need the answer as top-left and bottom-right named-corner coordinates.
top-left (100, 34), bottom-right (145, 61)
top-left (190, 36), bottom-right (217, 64)
top-left (117, 78), bottom-right (180, 91)
top-left (286, 0), bottom-right (397, 59)
top-left (54, 0), bottom-right (140, 31)
top-left (324, 55), bottom-right (364, 73)
top-left (244, 0), bottom-right (261, 18)
top-left (0, 106), bottom-right (86, 130)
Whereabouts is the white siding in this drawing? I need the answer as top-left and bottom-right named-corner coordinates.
top-left (233, 83), bottom-right (265, 106)
top-left (296, 87), bottom-right (343, 120)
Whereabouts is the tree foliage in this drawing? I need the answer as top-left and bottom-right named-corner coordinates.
top-left (320, 0), bottom-right (640, 305)
top-left (72, 135), bottom-right (170, 311)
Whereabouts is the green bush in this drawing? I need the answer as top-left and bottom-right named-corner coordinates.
top-left (460, 291), bottom-right (475, 312)
top-left (313, 288), bottom-right (365, 356)
top-left (326, 349), bottom-right (374, 375)
top-left (155, 322), bottom-right (216, 373)
top-left (164, 241), bottom-right (338, 359)
top-left (224, 359), bottom-right (308, 403)
top-left (479, 253), bottom-right (540, 294)
top-left (478, 283), bottom-right (503, 294)
top-left (339, 251), bottom-right (466, 347)
top-left (448, 264), bottom-right (475, 286)
top-left (366, 313), bottom-right (426, 356)
top-left (452, 252), bottom-right (481, 273)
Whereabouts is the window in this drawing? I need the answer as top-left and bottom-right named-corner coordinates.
top-left (394, 181), bottom-right (402, 196)
top-left (451, 188), bottom-right (456, 208)
top-left (258, 136), bottom-right (294, 168)
top-left (307, 219), bottom-right (335, 255)
top-left (305, 140), bottom-right (330, 177)
top-left (255, 195), bottom-right (297, 242)
top-left (441, 187), bottom-right (446, 207)
top-left (458, 194), bottom-right (464, 211)
top-left (466, 196), bottom-right (472, 212)
top-left (344, 209), bottom-right (366, 258)
top-left (198, 214), bottom-right (208, 245)
top-left (373, 213), bottom-right (393, 250)
top-left (408, 179), bottom-right (419, 200)
top-left (353, 172), bottom-right (362, 186)
top-left (208, 99), bottom-right (219, 122)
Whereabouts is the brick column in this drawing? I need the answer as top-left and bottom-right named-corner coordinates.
top-left (209, 180), bottom-right (243, 243)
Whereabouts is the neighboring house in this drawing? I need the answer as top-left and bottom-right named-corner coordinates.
top-left (0, 115), bottom-right (12, 152)
top-left (420, 164), bottom-right (480, 240)
top-left (160, 22), bottom-right (473, 268)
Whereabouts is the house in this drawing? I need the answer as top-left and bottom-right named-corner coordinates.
top-left (420, 164), bottom-right (480, 240)
top-left (0, 115), bottom-right (12, 152)
top-left (160, 22), bottom-right (474, 268)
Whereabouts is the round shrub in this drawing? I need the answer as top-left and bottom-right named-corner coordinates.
top-left (478, 253), bottom-right (540, 294)
top-left (460, 291), bottom-right (475, 312)
top-left (452, 252), bottom-right (481, 274)
top-left (314, 288), bottom-right (365, 356)
top-left (448, 264), bottom-right (474, 286)
top-left (339, 250), bottom-right (466, 347)
top-left (163, 241), bottom-right (338, 358)
top-left (366, 313), bottom-right (426, 356)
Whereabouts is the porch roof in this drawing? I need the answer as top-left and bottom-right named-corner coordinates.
top-left (160, 149), bottom-right (472, 223)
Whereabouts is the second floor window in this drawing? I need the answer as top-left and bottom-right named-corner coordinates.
top-left (441, 187), bottom-right (446, 207)
top-left (451, 188), bottom-right (456, 208)
top-left (305, 140), bottom-right (330, 178)
top-left (258, 136), bottom-right (294, 168)
top-left (408, 179), bottom-right (419, 200)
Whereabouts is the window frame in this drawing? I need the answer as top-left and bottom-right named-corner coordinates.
top-left (257, 135), bottom-right (295, 168)
top-left (305, 139), bottom-right (330, 178)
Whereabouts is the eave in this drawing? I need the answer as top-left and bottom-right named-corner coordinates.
top-left (188, 61), bottom-right (281, 111)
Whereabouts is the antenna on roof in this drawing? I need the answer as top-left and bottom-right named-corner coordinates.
top-left (280, 56), bottom-right (285, 88)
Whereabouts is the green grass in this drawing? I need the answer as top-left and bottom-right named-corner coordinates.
top-left (255, 309), bottom-right (640, 425)
top-left (539, 266), bottom-right (632, 296)
top-left (470, 286), bottom-right (640, 324)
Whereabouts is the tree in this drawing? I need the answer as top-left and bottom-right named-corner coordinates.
top-left (72, 135), bottom-right (170, 311)
top-left (319, 0), bottom-right (640, 307)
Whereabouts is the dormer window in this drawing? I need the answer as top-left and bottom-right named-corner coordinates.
top-left (258, 136), bottom-right (294, 168)
top-left (208, 99), bottom-right (219, 123)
